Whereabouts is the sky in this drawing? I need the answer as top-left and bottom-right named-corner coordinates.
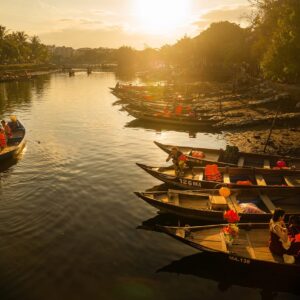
top-left (0, 0), bottom-right (251, 49)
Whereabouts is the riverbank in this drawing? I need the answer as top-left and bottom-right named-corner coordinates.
top-left (225, 127), bottom-right (300, 156)
top-left (0, 64), bottom-right (59, 82)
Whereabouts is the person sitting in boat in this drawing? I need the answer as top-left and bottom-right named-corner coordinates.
top-left (0, 128), bottom-right (7, 151)
top-left (166, 147), bottom-right (191, 176)
top-left (269, 209), bottom-right (300, 262)
top-left (288, 215), bottom-right (300, 238)
top-left (8, 115), bottom-right (21, 131)
top-left (1, 120), bottom-right (12, 138)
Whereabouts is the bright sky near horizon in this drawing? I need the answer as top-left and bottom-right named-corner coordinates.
top-left (0, 0), bottom-right (250, 49)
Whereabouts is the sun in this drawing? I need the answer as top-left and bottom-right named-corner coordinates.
top-left (133, 0), bottom-right (191, 35)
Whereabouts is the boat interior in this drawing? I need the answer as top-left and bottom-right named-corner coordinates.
top-left (156, 166), bottom-right (300, 187)
top-left (0, 129), bottom-right (25, 154)
top-left (173, 225), bottom-right (300, 264)
top-left (150, 190), bottom-right (300, 215)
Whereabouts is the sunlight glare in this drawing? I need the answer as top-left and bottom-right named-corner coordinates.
top-left (133, 0), bottom-right (191, 35)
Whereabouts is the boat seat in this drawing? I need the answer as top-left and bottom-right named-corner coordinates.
top-left (255, 174), bottom-right (267, 186)
top-left (284, 176), bottom-right (300, 187)
top-left (219, 232), bottom-right (228, 252)
top-left (228, 195), bottom-right (242, 213)
top-left (237, 157), bottom-right (245, 167)
top-left (198, 172), bottom-right (204, 181)
top-left (223, 173), bottom-right (230, 183)
top-left (209, 195), bottom-right (228, 210)
top-left (260, 194), bottom-right (276, 212)
top-left (263, 159), bottom-right (271, 169)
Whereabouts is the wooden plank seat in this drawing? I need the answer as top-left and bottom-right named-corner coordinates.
top-left (227, 195), bottom-right (242, 213)
top-left (219, 232), bottom-right (228, 252)
top-left (238, 157), bottom-right (245, 167)
top-left (260, 194), bottom-right (276, 212)
top-left (284, 176), bottom-right (300, 187)
top-left (255, 174), bottom-right (267, 186)
top-left (223, 173), bottom-right (231, 183)
top-left (209, 195), bottom-right (228, 210)
top-left (263, 159), bottom-right (271, 169)
top-left (198, 172), bottom-right (204, 181)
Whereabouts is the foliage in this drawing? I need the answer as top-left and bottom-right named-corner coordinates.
top-left (0, 25), bottom-right (50, 64)
top-left (250, 0), bottom-right (300, 82)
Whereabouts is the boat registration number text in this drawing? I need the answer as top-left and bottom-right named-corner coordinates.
top-left (179, 178), bottom-right (201, 187)
top-left (229, 255), bottom-right (251, 264)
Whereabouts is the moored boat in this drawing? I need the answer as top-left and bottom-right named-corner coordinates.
top-left (154, 141), bottom-right (300, 169)
top-left (161, 223), bottom-right (300, 273)
top-left (135, 188), bottom-right (300, 222)
top-left (0, 119), bottom-right (26, 161)
top-left (136, 163), bottom-right (300, 190)
top-left (124, 106), bottom-right (214, 127)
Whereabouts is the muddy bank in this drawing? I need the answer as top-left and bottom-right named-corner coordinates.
top-left (225, 127), bottom-right (300, 156)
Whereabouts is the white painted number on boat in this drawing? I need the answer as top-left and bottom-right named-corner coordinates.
top-left (179, 179), bottom-right (201, 187)
top-left (229, 255), bottom-right (251, 264)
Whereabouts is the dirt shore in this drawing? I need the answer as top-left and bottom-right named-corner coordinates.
top-left (225, 127), bottom-right (300, 156)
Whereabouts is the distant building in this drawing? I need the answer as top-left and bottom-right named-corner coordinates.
top-left (53, 46), bottom-right (74, 58)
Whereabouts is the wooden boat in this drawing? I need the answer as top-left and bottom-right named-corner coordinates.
top-left (154, 141), bottom-right (300, 169)
top-left (161, 223), bottom-right (300, 273)
top-left (124, 106), bottom-right (214, 127)
top-left (135, 188), bottom-right (300, 222)
top-left (136, 163), bottom-right (300, 190)
top-left (0, 120), bottom-right (26, 161)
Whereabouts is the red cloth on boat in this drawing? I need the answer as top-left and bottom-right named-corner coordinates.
top-left (277, 160), bottom-right (287, 168)
top-left (236, 180), bottom-right (252, 185)
top-left (191, 151), bottom-right (205, 159)
top-left (175, 105), bottom-right (183, 115)
top-left (204, 164), bottom-right (222, 182)
top-left (178, 154), bottom-right (188, 162)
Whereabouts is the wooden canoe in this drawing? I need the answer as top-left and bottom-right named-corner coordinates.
top-left (124, 106), bottom-right (214, 127)
top-left (154, 141), bottom-right (300, 169)
top-left (136, 163), bottom-right (300, 190)
top-left (0, 120), bottom-right (26, 162)
top-left (135, 188), bottom-right (300, 222)
top-left (161, 223), bottom-right (300, 273)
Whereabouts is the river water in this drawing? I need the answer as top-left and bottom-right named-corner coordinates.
top-left (0, 72), bottom-right (297, 300)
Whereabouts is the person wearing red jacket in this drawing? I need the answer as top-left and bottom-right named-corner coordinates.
top-left (1, 120), bottom-right (12, 138)
top-left (0, 128), bottom-right (7, 151)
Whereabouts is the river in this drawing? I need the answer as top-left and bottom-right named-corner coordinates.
top-left (0, 72), bottom-right (297, 300)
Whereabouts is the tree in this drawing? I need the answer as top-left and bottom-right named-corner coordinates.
top-left (251, 0), bottom-right (300, 82)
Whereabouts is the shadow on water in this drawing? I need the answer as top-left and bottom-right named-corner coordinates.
top-left (157, 252), bottom-right (300, 300)
top-left (125, 119), bottom-right (220, 137)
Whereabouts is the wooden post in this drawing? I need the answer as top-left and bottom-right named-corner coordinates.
top-left (263, 104), bottom-right (280, 152)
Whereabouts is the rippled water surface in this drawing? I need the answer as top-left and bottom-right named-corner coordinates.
top-left (0, 73), bottom-right (297, 300)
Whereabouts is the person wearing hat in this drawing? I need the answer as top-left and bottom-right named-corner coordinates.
top-left (166, 147), bottom-right (192, 176)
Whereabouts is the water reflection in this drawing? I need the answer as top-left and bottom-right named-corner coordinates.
top-left (158, 252), bottom-right (300, 300)
top-left (125, 119), bottom-right (220, 137)
top-left (0, 75), bottom-right (50, 115)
